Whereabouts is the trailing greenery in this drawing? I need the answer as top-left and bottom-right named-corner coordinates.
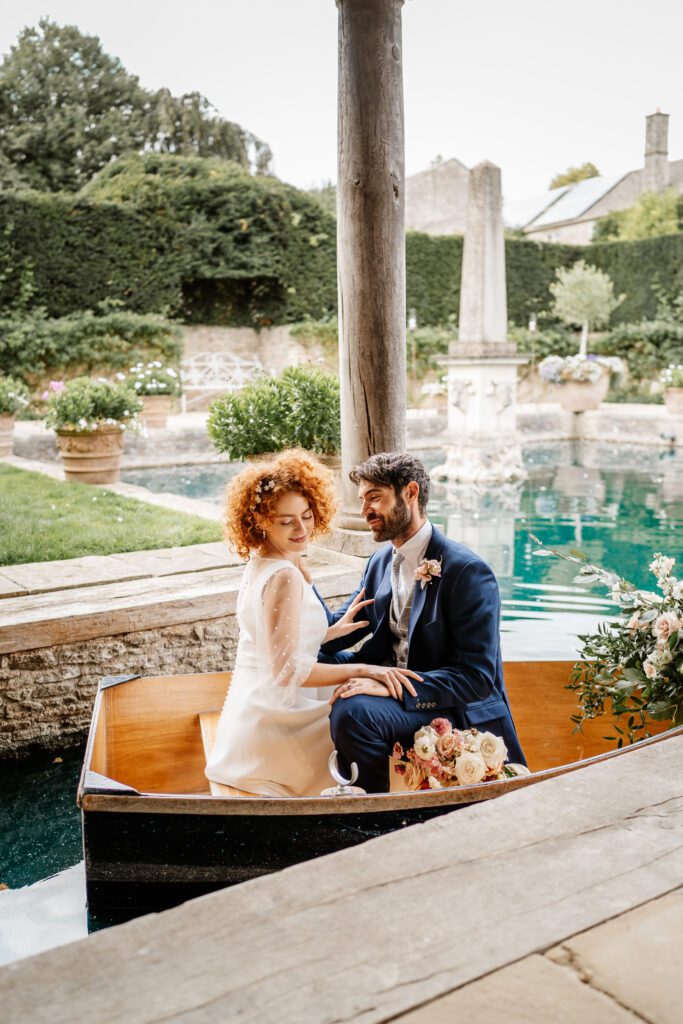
top-left (207, 365), bottom-right (340, 459)
top-left (44, 376), bottom-right (143, 432)
top-left (0, 307), bottom-right (182, 385)
top-left (81, 153), bottom-right (338, 326)
top-left (0, 192), bottom-right (183, 316)
top-left (0, 464), bottom-right (221, 565)
top-left (0, 18), bottom-right (270, 192)
top-left (0, 375), bottom-right (29, 415)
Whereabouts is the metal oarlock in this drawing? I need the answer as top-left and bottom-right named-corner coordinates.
top-left (321, 751), bottom-right (366, 796)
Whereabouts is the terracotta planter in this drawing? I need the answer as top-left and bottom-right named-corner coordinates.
top-left (556, 372), bottom-right (610, 413)
top-left (0, 413), bottom-right (15, 458)
top-left (142, 394), bottom-right (174, 429)
top-left (56, 426), bottom-right (125, 484)
top-left (664, 387), bottom-right (683, 415)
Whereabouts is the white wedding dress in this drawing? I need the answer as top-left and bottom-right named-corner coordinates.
top-left (205, 556), bottom-right (335, 797)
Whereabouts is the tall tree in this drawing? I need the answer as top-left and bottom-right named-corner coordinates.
top-left (593, 189), bottom-right (683, 242)
top-left (0, 19), bottom-right (272, 192)
top-left (549, 162), bottom-right (600, 190)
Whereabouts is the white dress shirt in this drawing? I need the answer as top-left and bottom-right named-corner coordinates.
top-left (392, 519), bottom-right (433, 616)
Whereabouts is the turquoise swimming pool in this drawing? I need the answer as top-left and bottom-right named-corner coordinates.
top-left (122, 441), bottom-right (683, 658)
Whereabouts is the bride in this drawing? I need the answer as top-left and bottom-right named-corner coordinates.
top-left (205, 449), bottom-right (421, 797)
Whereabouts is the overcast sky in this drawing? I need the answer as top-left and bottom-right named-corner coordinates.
top-left (2, 0), bottom-right (682, 202)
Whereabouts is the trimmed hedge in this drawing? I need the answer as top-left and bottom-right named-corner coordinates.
top-left (0, 192), bottom-right (183, 316)
top-left (2, 169), bottom-right (683, 330)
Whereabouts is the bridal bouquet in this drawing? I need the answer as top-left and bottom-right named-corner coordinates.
top-left (393, 719), bottom-right (529, 791)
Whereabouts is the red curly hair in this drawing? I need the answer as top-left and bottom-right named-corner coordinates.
top-left (225, 449), bottom-right (338, 559)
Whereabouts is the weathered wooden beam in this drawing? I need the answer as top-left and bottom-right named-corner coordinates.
top-left (2, 734), bottom-right (681, 1023)
top-left (337, 0), bottom-right (407, 516)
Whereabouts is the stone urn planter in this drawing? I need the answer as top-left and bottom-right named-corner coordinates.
top-left (56, 426), bottom-right (125, 484)
top-left (556, 372), bottom-right (610, 413)
top-left (0, 413), bottom-right (15, 458)
top-left (664, 387), bottom-right (683, 415)
top-left (142, 394), bottom-right (173, 429)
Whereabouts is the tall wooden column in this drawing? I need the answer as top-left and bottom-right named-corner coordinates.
top-left (336, 0), bottom-right (407, 524)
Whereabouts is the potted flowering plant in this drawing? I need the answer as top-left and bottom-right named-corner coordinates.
top-left (528, 528), bottom-right (681, 743)
top-left (0, 375), bottom-right (30, 458)
top-left (126, 361), bottom-right (181, 428)
top-left (538, 354), bottom-right (624, 412)
top-left (660, 364), bottom-right (683, 415)
top-left (45, 376), bottom-right (142, 484)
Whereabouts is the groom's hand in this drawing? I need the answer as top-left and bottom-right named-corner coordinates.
top-left (329, 666), bottom-right (422, 705)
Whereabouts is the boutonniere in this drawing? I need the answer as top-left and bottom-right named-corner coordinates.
top-left (415, 557), bottom-right (442, 590)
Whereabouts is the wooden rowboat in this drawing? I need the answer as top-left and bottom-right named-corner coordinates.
top-left (78, 663), bottom-right (676, 924)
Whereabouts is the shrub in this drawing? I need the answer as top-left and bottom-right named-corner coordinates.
top-left (207, 365), bottom-right (340, 459)
top-left (593, 320), bottom-right (683, 382)
top-left (0, 375), bottom-right (30, 415)
top-left (0, 308), bottom-right (182, 384)
top-left (44, 376), bottom-right (143, 432)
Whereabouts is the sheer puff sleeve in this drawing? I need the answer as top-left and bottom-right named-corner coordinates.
top-left (257, 564), bottom-right (316, 706)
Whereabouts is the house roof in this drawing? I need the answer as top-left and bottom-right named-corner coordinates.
top-left (503, 186), bottom-right (569, 229)
top-left (523, 172), bottom-right (627, 229)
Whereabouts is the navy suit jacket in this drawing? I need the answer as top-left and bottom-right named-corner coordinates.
top-left (317, 524), bottom-right (525, 764)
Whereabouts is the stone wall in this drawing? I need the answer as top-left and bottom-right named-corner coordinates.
top-left (0, 595), bottom-right (350, 761)
top-left (182, 324), bottom-right (329, 377)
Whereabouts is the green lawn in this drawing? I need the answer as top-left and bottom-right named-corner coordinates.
top-left (0, 465), bottom-right (222, 566)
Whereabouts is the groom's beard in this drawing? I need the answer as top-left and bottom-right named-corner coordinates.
top-left (367, 495), bottom-right (412, 543)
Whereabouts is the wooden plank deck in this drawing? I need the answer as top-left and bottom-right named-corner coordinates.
top-left (1, 732), bottom-right (681, 1023)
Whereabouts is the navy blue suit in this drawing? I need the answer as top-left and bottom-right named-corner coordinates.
top-left (318, 525), bottom-right (526, 792)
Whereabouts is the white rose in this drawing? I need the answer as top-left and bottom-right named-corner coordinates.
top-left (478, 732), bottom-right (508, 769)
top-left (455, 751), bottom-right (486, 786)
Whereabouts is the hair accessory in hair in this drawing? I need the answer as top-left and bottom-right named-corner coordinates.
top-left (253, 477), bottom-right (276, 505)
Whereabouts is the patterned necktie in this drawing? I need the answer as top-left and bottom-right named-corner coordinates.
top-left (391, 548), bottom-right (404, 620)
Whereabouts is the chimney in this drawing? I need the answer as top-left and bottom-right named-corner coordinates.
top-left (644, 110), bottom-right (670, 192)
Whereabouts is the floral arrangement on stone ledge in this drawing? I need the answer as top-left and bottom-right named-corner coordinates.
top-left (0, 375), bottom-right (30, 415)
top-left (125, 361), bottom-right (181, 396)
top-left (660, 364), bottom-right (683, 389)
top-left (528, 527), bottom-right (682, 744)
top-left (44, 376), bottom-right (143, 432)
top-left (538, 354), bottom-right (624, 386)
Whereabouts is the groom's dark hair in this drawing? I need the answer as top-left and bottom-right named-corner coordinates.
top-left (349, 452), bottom-right (430, 513)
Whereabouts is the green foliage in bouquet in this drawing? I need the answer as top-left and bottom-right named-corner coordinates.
top-left (44, 376), bottom-right (143, 432)
top-left (528, 528), bottom-right (683, 744)
top-left (207, 365), bottom-right (340, 460)
top-left (0, 375), bottom-right (30, 415)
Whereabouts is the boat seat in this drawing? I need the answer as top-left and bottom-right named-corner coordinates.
top-left (198, 710), bottom-right (253, 799)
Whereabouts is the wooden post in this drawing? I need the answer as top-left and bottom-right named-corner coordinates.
top-left (336, 0), bottom-right (407, 523)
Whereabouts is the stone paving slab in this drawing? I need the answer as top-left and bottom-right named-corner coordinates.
top-left (0, 553), bottom-right (149, 593)
top-left (547, 888), bottom-right (683, 1024)
top-left (0, 575), bottom-right (26, 598)
top-left (395, 953), bottom-right (638, 1024)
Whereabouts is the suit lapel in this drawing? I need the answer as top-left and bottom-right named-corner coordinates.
top-left (372, 553), bottom-right (393, 629)
top-left (408, 526), bottom-right (446, 643)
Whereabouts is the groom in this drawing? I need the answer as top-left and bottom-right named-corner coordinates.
top-left (318, 452), bottom-right (526, 793)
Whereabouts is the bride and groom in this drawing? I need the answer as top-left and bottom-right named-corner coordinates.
top-left (205, 449), bottom-right (526, 796)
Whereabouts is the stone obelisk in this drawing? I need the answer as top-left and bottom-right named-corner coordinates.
top-left (433, 160), bottom-right (526, 484)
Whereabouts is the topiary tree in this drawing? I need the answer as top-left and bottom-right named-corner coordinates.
top-left (207, 365), bottom-right (340, 460)
top-left (549, 260), bottom-right (624, 355)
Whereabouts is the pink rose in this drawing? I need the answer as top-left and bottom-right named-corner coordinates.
top-left (436, 732), bottom-right (459, 760)
top-left (652, 611), bottom-right (682, 643)
top-left (430, 717), bottom-right (452, 736)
